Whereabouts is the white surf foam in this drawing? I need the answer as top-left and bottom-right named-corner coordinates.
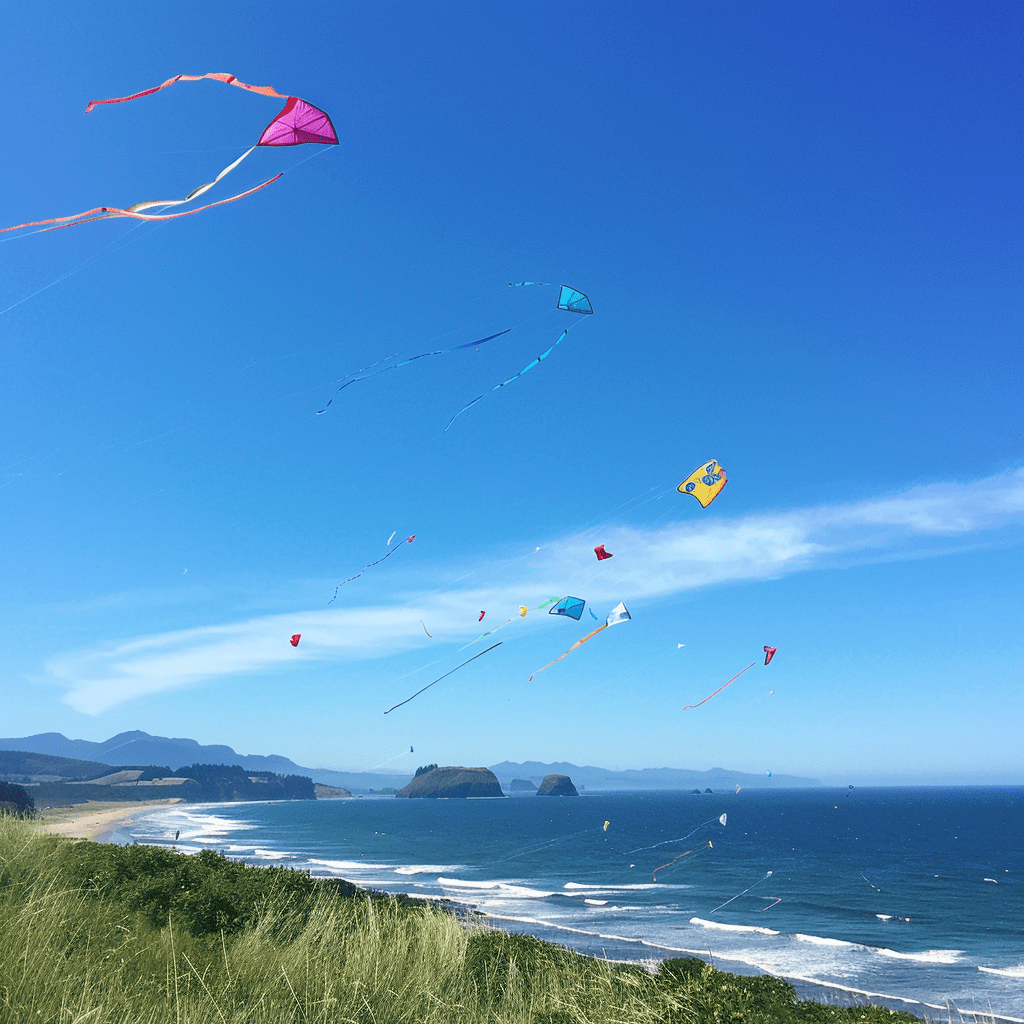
top-left (309, 857), bottom-right (384, 873)
top-left (394, 865), bottom-right (461, 875)
top-left (584, 899), bottom-right (609, 906)
top-left (875, 947), bottom-right (964, 965)
top-left (564, 881), bottom-right (670, 891)
top-left (979, 965), bottom-right (1024, 979)
top-left (795, 933), bottom-right (858, 949)
top-left (690, 917), bottom-right (780, 936)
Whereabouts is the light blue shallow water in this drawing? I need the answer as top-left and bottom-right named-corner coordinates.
top-left (106, 787), bottom-right (1023, 1021)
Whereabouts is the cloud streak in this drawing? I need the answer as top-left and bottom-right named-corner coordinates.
top-left (48, 469), bottom-right (1024, 713)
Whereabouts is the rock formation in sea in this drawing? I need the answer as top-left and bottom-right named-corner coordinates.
top-left (314, 783), bottom-right (351, 799)
top-left (509, 778), bottom-right (536, 792)
top-left (536, 774), bottom-right (578, 796)
top-left (395, 766), bottom-right (505, 799)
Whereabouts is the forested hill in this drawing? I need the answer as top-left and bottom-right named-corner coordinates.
top-left (1, 752), bottom-right (315, 806)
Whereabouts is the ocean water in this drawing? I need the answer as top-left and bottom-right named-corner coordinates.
top-left (105, 787), bottom-right (1023, 1021)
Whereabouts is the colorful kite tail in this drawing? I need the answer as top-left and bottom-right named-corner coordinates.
top-left (681, 662), bottom-right (756, 711)
top-left (529, 623), bottom-right (606, 681)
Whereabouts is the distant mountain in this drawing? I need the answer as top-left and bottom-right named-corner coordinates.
top-left (0, 749), bottom-right (113, 782)
top-left (0, 732), bottom-right (821, 793)
top-left (488, 761), bottom-right (821, 791)
top-left (0, 732), bottom-right (412, 792)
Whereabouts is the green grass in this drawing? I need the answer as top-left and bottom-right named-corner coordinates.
top-left (0, 815), bottom-right (925, 1024)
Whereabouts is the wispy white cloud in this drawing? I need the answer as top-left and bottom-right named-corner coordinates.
top-left (48, 469), bottom-right (1024, 713)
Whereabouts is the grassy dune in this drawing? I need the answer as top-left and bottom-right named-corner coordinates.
top-left (0, 816), bottom-right (922, 1024)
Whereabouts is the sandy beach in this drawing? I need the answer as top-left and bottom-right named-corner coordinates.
top-left (36, 799), bottom-right (183, 840)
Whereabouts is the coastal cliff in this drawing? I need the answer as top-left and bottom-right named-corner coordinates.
top-left (395, 766), bottom-right (504, 799)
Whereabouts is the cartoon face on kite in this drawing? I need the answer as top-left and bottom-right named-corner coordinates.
top-left (678, 460), bottom-right (727, 508)
top-left (2, 73), bottom-right (338, 238)
top-left (549, 596), bottom-right (586, 621)
top-left (594, 544), bottom-right (613, 560)
top-left (764, 646), bottom-right (777, 666)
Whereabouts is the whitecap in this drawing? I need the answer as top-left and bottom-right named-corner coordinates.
top-left (394, 865), bottom-right (462, 875)
top-left (794, 933), bottom-right (858, 949)
top-left (690, 917), bottom-right (779, 936)
top-left (875, 947), bottom-right (963, 965)
top-left (584, 898), bottom-right (608, 906)
top-left (979, 965), bottom-right (1024, 979)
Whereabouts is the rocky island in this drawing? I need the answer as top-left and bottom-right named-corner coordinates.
top-left (395, 765), bottom-right (504, 799)
top-left (536, 773), bottom-right (578, 796)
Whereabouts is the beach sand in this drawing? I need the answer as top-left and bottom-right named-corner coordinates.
top-left (36, 799), bottom-right (183, 840)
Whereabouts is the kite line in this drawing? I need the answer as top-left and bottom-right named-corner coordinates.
top-left (384, 642), bottom-right (502, 714)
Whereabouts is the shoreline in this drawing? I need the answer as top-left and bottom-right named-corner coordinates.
top-left (34, 799), bottom-right (184, 840)
top-left (64, 800), bottom-right (1023, 1024)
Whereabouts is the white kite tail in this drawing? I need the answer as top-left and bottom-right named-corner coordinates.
top-left (127, 146), bottom-right (257, 213)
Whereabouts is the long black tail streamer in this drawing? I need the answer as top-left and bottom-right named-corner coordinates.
top-left (384, 642), bottom-right (502, 715)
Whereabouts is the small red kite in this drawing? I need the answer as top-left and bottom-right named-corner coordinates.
top-left (763, 646), bottom-right (777, 666)
top-left (594, 544), bottom-right (613, 561)
top-left (290, 634), bottom-right (301, 647)
top-left (478, 611), bottom-right (486, 622)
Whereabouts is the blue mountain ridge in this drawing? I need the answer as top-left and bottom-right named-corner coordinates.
top-left (0, 732), bottom-right (821, 792)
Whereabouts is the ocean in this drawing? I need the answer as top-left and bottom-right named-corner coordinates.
top-left (102, 786), bottom-right (1023, 1022)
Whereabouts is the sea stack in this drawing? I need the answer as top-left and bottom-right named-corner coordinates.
top-left (536, 774), bottom-right (578, 796)
top-left (395, 766), bottom-right (504, 799)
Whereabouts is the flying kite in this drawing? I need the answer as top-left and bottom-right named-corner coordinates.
top-left (678, 460), bottom-right (727, 508)
top-left (328, 535), bottom-right (415, 604)
top-left (711, 871), bottom-right (773, 914)
top-left (594, 544), bottom-right (613, 561)
top-left (763, 646), bottom-right (777, 665)
top-left (603, 821), bottom-right (610, 832)
top-left (530, 602), bottom-right (630, 681)
top-left (384, 642), bottom-right (502, 714)
top-left (1, 73), bottom-right (337, 238)
top-left (681, 662), bottom-right (757, 711)
top-left (420, 621), bottom-right (433, 638)
top-left (479, 611), bottom-right (486, 622)
top-left (445, 285), bottom-right (593, 430)
top-left (589, 608), bottom-right (600, 621)
top-left (549, 596), bottom-right (586, 621)
top-left (289, 634), bottom-right (301, 647)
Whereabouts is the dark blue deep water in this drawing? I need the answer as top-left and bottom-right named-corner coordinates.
top-left (108, 787), bottom-right (1023, 1021)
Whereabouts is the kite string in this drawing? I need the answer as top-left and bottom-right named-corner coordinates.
top-left (710, 871), bottom-right (772, 914)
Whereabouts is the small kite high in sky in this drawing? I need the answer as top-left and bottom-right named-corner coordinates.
top-left (594, 544), bottom-right (613, 560)
top-left (478, 611), bottom-right (486, 622)
top-left (678, 459), bottom-right (727, 508)
top-left (289, 634), bottom-right (301, 647)
top-left (530, 602), bottom-right (630, 681)
top-left (549, 596), bottom-right (586, 621)
top-left (764, 646), bottom-right (777, 665)
top-left (328, 535), bottom-right (415, 604)
top-left (2, 73), bottom-right (337, 238)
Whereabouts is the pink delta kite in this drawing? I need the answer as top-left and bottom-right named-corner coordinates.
top-left (1, 73), bottom-right (337, 237)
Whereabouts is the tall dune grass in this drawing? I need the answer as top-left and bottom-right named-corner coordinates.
top-left (0, 816), bottom-right (923, 1023)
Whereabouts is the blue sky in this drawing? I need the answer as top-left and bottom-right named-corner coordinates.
top-left (2, 2), bottom-right (1021, 785)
